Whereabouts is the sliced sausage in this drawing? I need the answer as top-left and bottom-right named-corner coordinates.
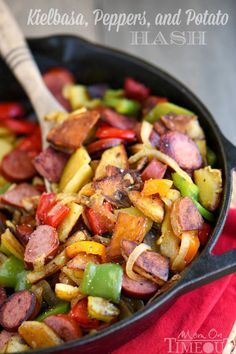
top-left (141, 158), bottom-right (167, 181)
top-left (0, 287), bottom-right (7, 308)
top-left (44, 314), bottom-right (81, 342)
top-left (1, 149), bottom-right (37, 182)
top-left (159, 131), bottom-right (202, 170)
top-left (121, 240), bottom-right (169, 285)
top-left (43, 67), bottom-right (75, 110)
top-left (1, 183), bottom-right (40, 208)
top-left (154, 120), bottom-right (168, 136)
top-left (0, 290), bottom-right (40, 331)
top-left (87, 138), bottom-right (124, 156)
top-left (24, 225), bottom-right (59, 268)
top-left (99, 107), bottom-right (137, 130)
top-left (170, 197), bottom-right (204, 236)
top-left (160, 114), bottom-right (194, 134)
top-left (34, 147), bottom-right (69, 183)
top-left (122, 272), bottom-right (158, 299)
top-left (0, 331), bottom-right (14, 351)
top-left (0, 212), bottom-right (7, 234)
top-left (15, 224), bottom-right (34, 246)
top-left (47, 110), bottom-right (100, 151)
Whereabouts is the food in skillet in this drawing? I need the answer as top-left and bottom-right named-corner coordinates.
top-left (0, 68), bottom-right (222, 351)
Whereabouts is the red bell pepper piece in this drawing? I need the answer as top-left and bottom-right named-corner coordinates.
top-left (16, 127), bottom-right (42, 153)
top-left (0, 102), bottom-right (24, 120)
top-left (36, 192), bottom-right (57, 225)
top-left (85, 202), bottom-right (114, 235)
top-left (86, 138), bottom-right (124, 155)
top-left (124, 77), bottom-right (150, 102)
top-left (198, 223), bottom-right (212, 246)
top-left (95, 126), bottom-right (136, 142)
top-left (44, 202), bottom-right (70, 228)
top-left (0, 118), bottom-right (38, 135)
top-left (70, 298), bottom-right (100, 329)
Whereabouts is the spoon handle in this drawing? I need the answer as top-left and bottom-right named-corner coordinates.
top-left (0, 0), bottom-right (65, 140)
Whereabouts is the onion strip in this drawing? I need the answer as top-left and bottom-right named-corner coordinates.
top-left (128, 147), bottom-right (193, 184)
top-left (140, 121), bottom-right (153, 148)
top-left (126, 243), bottom-right (151, 281)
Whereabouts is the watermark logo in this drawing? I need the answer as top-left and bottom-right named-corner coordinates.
top-left (164, 328), bottom-right (227, 353)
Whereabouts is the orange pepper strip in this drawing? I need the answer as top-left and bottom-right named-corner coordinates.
top-left (184, 232), bottom-right (200, 264)
top-left (66, 241), bottom-right (106, 262)
top-left (142, 179), bottom-right (173, 197)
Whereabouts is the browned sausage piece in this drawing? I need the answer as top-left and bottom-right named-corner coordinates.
top-left (15, 224), bottom-right (34, 246)
top-left (34, 147), bottom-right (69, 183)
top-left (141, 158), bottom-right (167, 181)
top-left (1, 183), bottom-right (40, 208)
top-left (122, 272), bottom-right (158, 299)
top-left (44, 314), bottom-right (81, 342)
top-left (0, 290), bottom-right (40, 331)
top-left (1, 149), bottom-right (37, 182)
top-left (0, 331), bottom-right (14, 351)
top-left (0, 287), bottom-right (7, 308)
top-left (121, 240), bottom-right (169, 285)
top-left (86, 138), bottom-right (124, 156)
top-left (170, 197), bottom-right (204, 236)
top-left (160, 114), bottom-right (194, 134)
top-left (47, 111), bottom-right (100, 151)
top-left (159, 131), bottom-right (202, 170)
top-left (24, 225), bottom-right (59, 268)
top-left (99, 107), bottom-right (137, 130)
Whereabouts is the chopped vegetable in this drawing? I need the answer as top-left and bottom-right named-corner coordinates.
top-left (44, 203), bottom-right (70, 228)
top-left (0, 256), bottom-right (29, 291)
top-left (36, 302), bottom-right (70, 322)
top-left (0, 102), bottom-right (24, 119)
top-left (1, 229), bottom-right (24, 260)
top-left (70, 297), bottom-right (100, 328)
top-left (66, 241), bottom-right (106, 262)
top-left (142, 179), bottom-right (173, 197)
top-left (63, 84), bottom-right (90, 110)
top-left (128, 191), bottom-right (164, 223)
top-left (87, 296), bottom-right (120, 322)
top-left (55, 283), bottom-right (80, 301)
top-left (80, 263), bottom-right (123, 303)
top-left (58, 202), bottom-right (83, 242)
top-left (103, 97), bottom-right (140, 116)
top-left (95, 126), bottom-right (136, 142)
top-left (144, 102), bottom-right (194, 123)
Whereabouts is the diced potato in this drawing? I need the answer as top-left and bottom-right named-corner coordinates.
top-left (95, 145), bottom-right (128, 179)
top-left (114, 206), bottom-right (153, 233)
top-left (65, 231), bottom-right (89, 246)
top-left (107, 212), bottom-right (148, 259)
top-left (63, 84), bottom-right (90, 110)
top-left (195, 139), bottom-right (207, 165)
top-left (161, 189), bottom-right (181, 207)
top-left (1, 229), bottom-right (24, 260)
top-left (185, 118), bottom-right (205, 140)
top-left (27, 250), bottom-right (68, 284)
top-left (142, 179), bottom-right (173, 197)
top-left (88, 296), bottom-right (120, 322)
top-left (128, 191), bottom-right (164, 223)
top-left (159, 209), bottom-right (180, 265)
top-left (4, 335), bottom-right (30, 353)
top-left (55, 283), bottom-right (80, 301)
top-left (62, 266), bottom-right (84, 285)
top-left (59, 146), bottom-right (91, 191)
top-left (18, 321), bottom-right (63, 349)
top-left (78, 182), bottom-right (95, 199)
top-left (194, 166), bottom-right (222, 211)
top-left (0, 139), bottom-right (12, 162)
top-left (58, 202), bottom-right (83, 242)
top-left (62, 164), bottom-right (93, 194)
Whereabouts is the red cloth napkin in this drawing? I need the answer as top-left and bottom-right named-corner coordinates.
top-left (113, 209), bottom-right (236, 354)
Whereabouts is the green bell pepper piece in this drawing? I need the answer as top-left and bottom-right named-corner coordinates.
top-left (206, 147), bottom-right (217, 167)
top-left (0, 183), bottom-right (11, 195)
top-left (80, 263), bottom-right (123, 303)
top-left (103, 97), bottom-right (140, 116)
top-left (172, 172), bottom-right (215, 222)
top-left (103, 89), bottom-right (124, 99)
top-left (0, 256), bottom-right (30, 291)
top-left (144, 102), bottom-right (194, 123)
top-left (36, 301), bottom-right (70, 322)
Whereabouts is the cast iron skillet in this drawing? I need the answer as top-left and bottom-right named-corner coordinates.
top-left (0, 35), bottom-right (235, 354)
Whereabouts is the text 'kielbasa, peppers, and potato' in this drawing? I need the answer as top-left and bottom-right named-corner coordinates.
top-left (0, 68), bottom-right (222, 351)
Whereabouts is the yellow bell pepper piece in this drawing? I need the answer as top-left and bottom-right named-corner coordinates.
top-left (142, 179), bottom-right (173, 197)
top-left (62, 164), bottom-right (93, 193)
top-left (55, 283), bottom-right (80, 301)
top-left (58, 202), bottom-right (83, 242)
top-left (59, 146), bottom-right (91, 191)
top-left (1, 229), bottom-right (24, 260)
top-left (87, 296), bottom-right (120, 322)
top-left (66, 241), bottom-right (106, 262)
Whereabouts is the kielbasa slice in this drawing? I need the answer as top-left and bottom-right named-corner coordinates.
top-left (24, 225), bottom-right (59, 268)
top-left (159, 131), bottom-right (202, 170)
top-left (44, 314), bottom-right (81, 342)
top-left (0, 331), bottom-right (14, 351)
top-left (122, 272), bottom-right (158, 299)
top-left (47, 111), bottom-right (100, 151)
top-left (15, 224), bottom-right (34, 246)
top-left (34, 147), bottom-right (69, 183)
top-left (87, 138), bottom-right (124, 156)
top-left (170, 197), bottom-right (204, 236)
top-left (1, 183), bottom-right (40, 208)
top-left (121, 240), bottom-right (169, 285)
top-left (141, 158), bottom-right (167, 181)
top-left (99, 107), bottom-right (137, 130)
top-left (0, 290), bottom-right (40, 331)
top-left (1, 149), bottom-right (37, 182)
top-left (0, 287), bottom-right (7, 308)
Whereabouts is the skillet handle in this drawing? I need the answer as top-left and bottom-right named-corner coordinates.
top-left (178, 248), bottom-right (236, 293)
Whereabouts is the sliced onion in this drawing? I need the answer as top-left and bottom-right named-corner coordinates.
top-left (128, 147), bottom-right (193, 184)
top-left (140, 121), bottom-right (153, 148)
top-left (171, 231), bottom-right (199, 272)
top-left (126, 243), bottom-right (151, 281)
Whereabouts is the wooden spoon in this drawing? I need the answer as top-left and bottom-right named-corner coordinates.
top-left (0, 0), bottom-right (66, 146)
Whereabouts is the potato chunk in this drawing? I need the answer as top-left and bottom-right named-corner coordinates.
top-left (194, 166), bottom-right (222, 211)
top-left (95, 145), bottom-right (128, 179)
top-left (128, 191), bottom-right (164, 223)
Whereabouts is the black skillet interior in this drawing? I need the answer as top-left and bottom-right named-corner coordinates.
top-left (0, 35), bottom-right (235, 354)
